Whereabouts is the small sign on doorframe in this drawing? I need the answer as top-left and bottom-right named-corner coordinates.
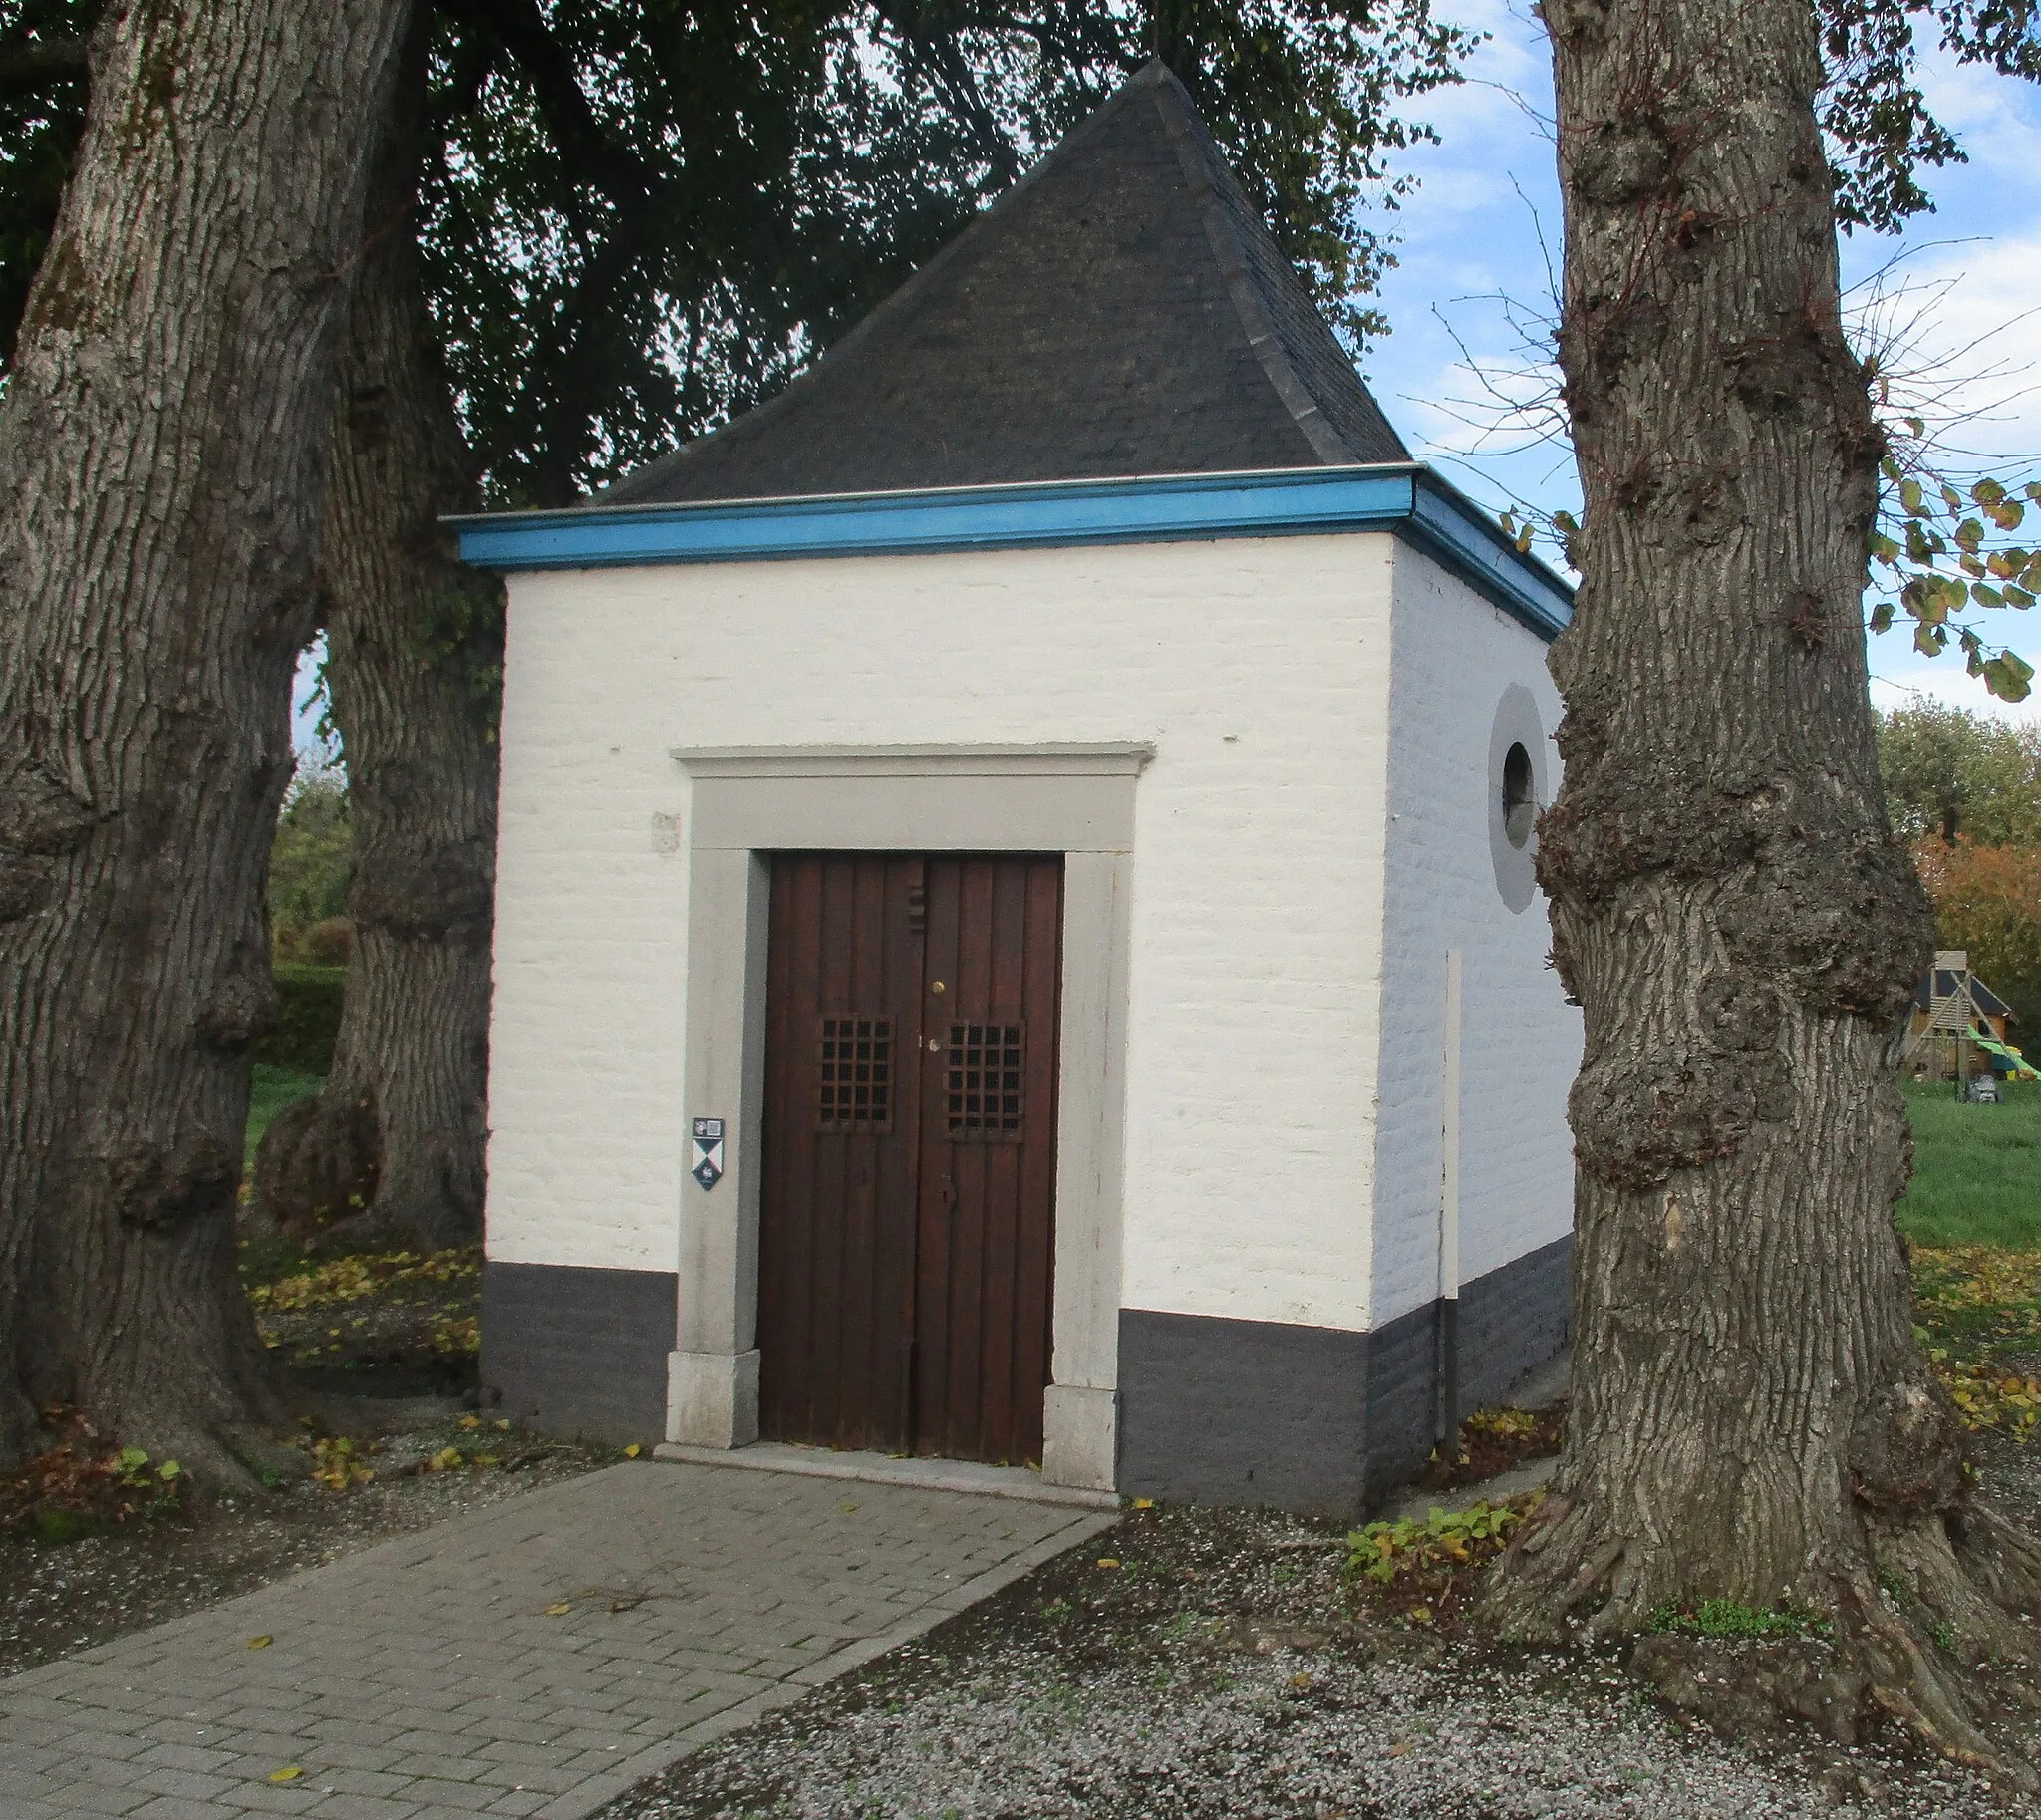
top-left (691, 1117), bottom-right (726, 1190)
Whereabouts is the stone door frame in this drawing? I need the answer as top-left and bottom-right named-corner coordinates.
top-left (664, 743), bottom-right (1149, 1492)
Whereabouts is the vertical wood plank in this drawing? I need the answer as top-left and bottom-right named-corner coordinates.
top-left (832, 856), bottom-right (884, 1447)
top-left (876, 856), bottom-right (925, 1451)
top-left (913, 857), bottom-right (961, 1453)
top-left (758, 854), bottom-right (825, 1442)
top-left (976, 858), bottom-right (1027, 1459)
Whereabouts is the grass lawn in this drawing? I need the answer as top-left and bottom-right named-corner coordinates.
top-left (1897, 1078), bottom-right (2041, 1249)
top-left (246, 1062), bottom-right (323, 1166)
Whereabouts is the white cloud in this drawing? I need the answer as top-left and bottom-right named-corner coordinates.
top-left (1912, 47), bottom-right (2041, 181)
top-left (1852, 235), bottom-right (2041, 464)
top-left (1869, 652), bottom-right (2041, 724)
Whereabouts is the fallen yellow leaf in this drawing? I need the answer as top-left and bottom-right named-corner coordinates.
top-left (269, 1766), bottom-right (304, 1783)
top-left (247, 1636), bottom-right (272, 1650)
top-left (1096, 1558), bottom-right (1121, 1569)
top-left (545, 1601), bottom-right (572, 1616)
top-left (1131, 1497), bottom-right (1154, 1510)
top-left (623, 1443), bottom-right (642, 1458)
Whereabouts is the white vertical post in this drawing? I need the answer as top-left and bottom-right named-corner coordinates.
top-left (1440, 948), bottom-right (1463, 1303)
top-left (1436, 948), bottom-right (1464, 1439)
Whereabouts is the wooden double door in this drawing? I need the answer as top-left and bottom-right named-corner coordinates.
top-left (757, 853), bottom-right (1063, 1465)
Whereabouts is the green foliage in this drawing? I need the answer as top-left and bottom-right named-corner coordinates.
top-left (1869, 463), bottom-right (2041, 701)
top-left (267, 769), bottom-right (352, 938)
top-left (1648, 1598), bottom-right (1831, 1640)
top-left (424, 1), bottom-right (1479, 507)
top-left (1819, 0), bottom-right (2041, 231)
top-left (32, 1506), bottom-right (96, 1545)
top-left (1875, 704), bottom-right (2041, 846)
top-left (257, 965), bottom-right (347, 1076)
top-left (111, 1446), bottom-right (181, 1492)
top-left (3, 1411), bottom-right (185, 1541)
top-left (0, 2), bottom-right (95, 374)
top-left (1897, 1079), bottom-right (2041, 1250)
top-left (1345, 1499), bottom-right (1522, 1583)
top-left (247, 1063), bottom-right (325, 1164)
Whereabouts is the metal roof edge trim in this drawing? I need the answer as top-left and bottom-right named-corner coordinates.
top-left (451, 463), bottom-right (1574, 640)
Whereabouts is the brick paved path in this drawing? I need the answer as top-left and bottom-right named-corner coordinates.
top-left (0, 1460), bottom-right (1114, 1820)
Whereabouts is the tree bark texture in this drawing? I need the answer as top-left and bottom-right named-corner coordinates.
top-left (254, 43), bottom-right (502, 1257)
top-left (1487, 0), bottom-right (2041, 1766)
top-left (0, 0), bottom-right (411, 1473)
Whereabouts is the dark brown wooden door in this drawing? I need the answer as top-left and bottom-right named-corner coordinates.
top-left (756, 853), bottom-right (1062, 1465)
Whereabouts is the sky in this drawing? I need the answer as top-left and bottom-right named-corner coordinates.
top-left (1356, 0), bottom-right (2041, 723)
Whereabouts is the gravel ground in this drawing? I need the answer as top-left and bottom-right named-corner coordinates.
top-left (599, 1458), bottom-right (2041, 1820)
top-left (0, 1396), bottom-right (611, 1675)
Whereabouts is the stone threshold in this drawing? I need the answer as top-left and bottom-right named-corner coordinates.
top-left (652, 1440), bottom-right (1120, 1510)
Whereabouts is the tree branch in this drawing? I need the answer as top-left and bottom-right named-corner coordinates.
top-left (437, 0), bottom-right (659, 223)
top-left (0, 36), bottom-right (89, 102)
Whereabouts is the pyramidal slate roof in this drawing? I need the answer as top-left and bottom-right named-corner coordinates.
top-left (599, 60), bottom-right (1407, 508)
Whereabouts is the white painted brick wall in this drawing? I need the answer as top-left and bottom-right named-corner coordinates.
top-left (1369, 543), bottom-right (1582, 1328)
top-left (488, 532), bottom-right (1396, 1334)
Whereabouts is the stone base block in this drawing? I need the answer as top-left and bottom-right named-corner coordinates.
top-left (667, 1349), bottom-right (761, 1448)
top-left (1040, 1383), bottom-right (1117, 1491)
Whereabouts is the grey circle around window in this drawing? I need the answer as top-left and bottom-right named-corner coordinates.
top-left (1502, 741), bottom-right (1536, 849)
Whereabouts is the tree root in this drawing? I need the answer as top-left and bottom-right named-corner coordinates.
top-left (1479, 1492), bottom-right (2041, 1787)
top-left (1953, 1504), bottom-right (2041, 1616)
top-left (0, 1382), bottom-right (42, 1472)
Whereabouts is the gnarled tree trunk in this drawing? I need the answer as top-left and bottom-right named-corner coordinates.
top-left (0, 0), bottom-right (411, 1474)
top-left (1484, 0), bottom-right (2041, 1771)
top-left (253, 32), bottom-right (502, 1256)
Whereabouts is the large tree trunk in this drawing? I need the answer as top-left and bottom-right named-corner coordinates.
top-left (253, 32), bottom-right (503, 1257)
top-left (0, 0), bottom-right (411, 1475)
top-left (1485, 0), bottom-right (2041, 1769)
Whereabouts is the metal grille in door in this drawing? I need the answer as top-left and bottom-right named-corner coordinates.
top-left (946, 1022), bottom-right (1024, 1137)
top-left (816, 1017), bottom-right (894, 1130)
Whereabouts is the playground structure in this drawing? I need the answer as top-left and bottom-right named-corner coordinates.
top-left (1903, 950), bottom-right (2036, 1090)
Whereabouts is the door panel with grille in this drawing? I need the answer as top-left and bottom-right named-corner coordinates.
top-left (756, 852), bottom-right (1062, 1464)
top-left (757, 855), bottom-right (925, 1453)
top-left (914, 856), bottom-right (1063, 1465)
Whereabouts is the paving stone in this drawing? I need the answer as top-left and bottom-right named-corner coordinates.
top-left (0, 1460), bottom-right (1113, 1817)
top-left (56, 1785), bottom-right (157, 1817)
top-left (133, 1797), bottom-right (245, 1820)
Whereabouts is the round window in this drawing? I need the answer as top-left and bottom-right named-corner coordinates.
top-left (1502, 742), bottom-right (1536, 849)
top-left (1488, 686), bottom-right (1545, 914)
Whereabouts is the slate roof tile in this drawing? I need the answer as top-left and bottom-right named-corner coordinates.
top-left (598, 59), bottom-right (1406, 507)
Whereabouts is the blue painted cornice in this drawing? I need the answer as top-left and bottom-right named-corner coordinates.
top-left (448, 463), bottom-right (1573, 642)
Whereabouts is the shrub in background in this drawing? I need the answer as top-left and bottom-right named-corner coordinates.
top-left (1914, 841), bottom-right (2041, 1001)
top-left (269, 766), bottom-right (352, 961)
top-left (275, 915), bottom-right (354, 967)
top-left (259, 964), bottom-right (347, 1075)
